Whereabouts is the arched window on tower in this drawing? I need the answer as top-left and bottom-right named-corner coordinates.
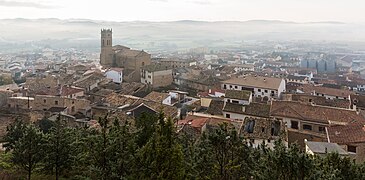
top-left (103, 40), bottom-right (105, 46)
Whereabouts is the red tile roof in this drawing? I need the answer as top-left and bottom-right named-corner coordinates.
top-left (299, 84), bottom-right (354, 98)
top-left (270, 101), bottom-right (365, 125)
top-left (61, 86), bottom-right (84, 96)
top-left (328, 123), bottom-right (365, 144)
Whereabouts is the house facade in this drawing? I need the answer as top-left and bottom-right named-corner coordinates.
top-left (105, 68), bottom-right (123, 84)
top-left (222, 76), bottom-right (286, 100)
top-left (141, 64), bottom-right (173, 88)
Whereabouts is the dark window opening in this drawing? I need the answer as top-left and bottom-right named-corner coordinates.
top-left (264, 90), bottom-right (268, 93)
top-left (226, 114), bottom-right (231, 118)
top-left (271, 121), bottom-right (281, 136)
top-left (231, 100), bottom-right (239, 104)
top-left (55, 101), bottom-right (58, 105)
top-left (291, 121), bottom-right (298, 129)
top-left (244, 120), bottom-right (255, 133)
top-left (303, 124), bottom-right (312, 131)
top-left (223, 84), bottom-right (227, 89)
top-left (319, 126), bottom-right (325, 132)
top-left (348, 145), bottom-right (357, 153)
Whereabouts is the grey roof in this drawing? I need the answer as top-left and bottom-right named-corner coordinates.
top-left (306, 141), bottom-right (348, 155)
top-left (287, 75), bottom-right (306, 81)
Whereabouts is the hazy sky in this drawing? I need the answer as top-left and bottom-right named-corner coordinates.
top-left (0, 0), bottom-right (364, 22)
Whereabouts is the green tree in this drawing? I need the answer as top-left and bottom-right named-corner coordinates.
top-left (36, 118), bottom-right (55, 134)
top-left (85, 116), bottom-right (111, 180)
top-left (108, 118), bottom-right (136, 179)
top-left (11, 125), bottom-right (45, 180)
top-left (3, 118), bottom-right (26, 152)
top-left (134, 113), bottom-right (185, 179)
top-left (42, 115), bottom-right (74, 180)
top-left (255, 140), bottom-right (314, 180)
top-left (135, 112), bottom-right (158, 147)
top-left (204, 123), bottom-right (254, 180)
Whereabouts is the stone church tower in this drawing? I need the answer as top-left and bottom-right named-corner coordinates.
top-left (100, 29), bottom-right (114, 67)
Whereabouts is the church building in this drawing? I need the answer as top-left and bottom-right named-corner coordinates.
top-left (100, 29), bottom-right (151, 82)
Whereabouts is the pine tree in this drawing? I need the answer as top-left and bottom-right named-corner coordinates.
top-left (3, 118), bottom-right (26, 152)
top-left (134, 113), bottom-right (185, 179)
top-left (11, 125), bottom-right (45, 180)
top-left (135, 112), bottom-right (158, 147)
top-left (42, 114), bottom-right (74, 180)
top-left (108, 118), bottom-right (136, 179)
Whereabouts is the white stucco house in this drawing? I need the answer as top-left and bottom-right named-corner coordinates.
top-left (105, 68), bottom-right (123, 84)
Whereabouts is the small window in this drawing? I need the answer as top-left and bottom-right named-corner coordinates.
top-left (291, 121), bottom-right (298, 129)
top-left (230, 85), bottom-right (233, 89)
top-left (348, 145), bottom-right (357, 153)
top-left (258, 89), bottom-right (261, 92)
top-left (244, 120), bottom-right (255, 133)
top-left (43, 99), bottom-right (46, 103)
top-left (271, 91), bottom-right (275, 94)
top-left (231, 100), bottom-right (239, 104)
top-left (319, 126), bottom-right (325, 132)
top-left (226, 114), bottom-right (231, 118)
top-left (264, 90), bottom-right (268, 93)
top-left (303, 124), bottom-right (312, 131)
top-left (223, 85), bottom-right (227, 89)
top-left (55, 101), bottom-right (58, 105)
top-left (235, 86), bottom-right (238, 89)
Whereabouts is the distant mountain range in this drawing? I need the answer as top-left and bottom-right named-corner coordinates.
top-left (0, 18), bottom-right (364, 51)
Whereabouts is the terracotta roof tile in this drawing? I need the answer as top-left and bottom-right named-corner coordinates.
top-left (328, 123), bottom-right (365, 144)
top-left (299, 84), bottom-right (354, 98)
top-left (270, 101), bottom-right (365, 124)
top-left (144, 91), bottom-right (170, 103)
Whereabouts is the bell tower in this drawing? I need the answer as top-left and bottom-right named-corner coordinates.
top-left (100, 29), bottom-right (114, 67)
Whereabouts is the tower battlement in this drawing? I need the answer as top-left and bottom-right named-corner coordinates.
top-left (101, 28), bottom-right (112, 33)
